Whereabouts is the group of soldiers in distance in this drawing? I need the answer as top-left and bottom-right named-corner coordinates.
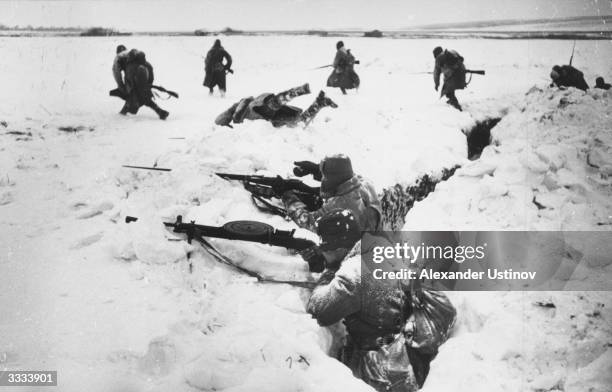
top-left (111, 39), bottom-right (609, 121)
top-left (110, 38), bottom-right (609, 392)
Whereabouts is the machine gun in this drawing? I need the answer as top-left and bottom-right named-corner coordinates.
top-left (216, 173), bottom-right (322, 216)
top-left (125, 215), bottom-right (321, 282)
top-left (126, 215), bottom-right (315, 250)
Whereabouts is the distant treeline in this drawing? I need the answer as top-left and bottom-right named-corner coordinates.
top-left (0, 24), bottom-right (131, 36)
top-left (0, 24), bottom-right (82, 31)
top-left (80, 27), bottom-right (131, 37)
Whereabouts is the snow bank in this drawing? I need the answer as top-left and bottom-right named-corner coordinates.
top-left (404, 87), bottom-right (612, 231)
top-left (1, 36), bottom-right (611, 392)
top-left (404, 87), bottom-right (612, 392)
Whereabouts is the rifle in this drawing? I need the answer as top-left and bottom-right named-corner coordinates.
top-left (151, 85), bottom-right (179, 98)
top-left (126, 215), bottom-right (315, 250)
top-left (110, 85), bottom-right (179, 99)
top-left (466, 69), bottom-right (485, 75)
top-left (122, 165), bottom-right (172, 172)
top-left (216, 173), bottom-right (322, 216)
top-left (409, 70), bottom-right (485, 75)
top-left (569, 40), bottom-right (576, 66)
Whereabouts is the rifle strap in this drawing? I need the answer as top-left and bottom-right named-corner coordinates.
top-left (466, 72), bottom-right (473, 87)
top-left (194, 235), bottom-right (315, 289)
top-left (152, 90), bottom-right (172, 101)
top-left (251, 195), bottom-right (288, 218)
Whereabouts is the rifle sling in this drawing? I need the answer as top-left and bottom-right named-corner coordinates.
top-left (194, 235), bottom-right (315, 288)
top-left (251, 195), bottom-right (288, 217)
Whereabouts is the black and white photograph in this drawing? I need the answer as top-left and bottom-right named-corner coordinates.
top-left (0, 1), bottom-right (611, 391)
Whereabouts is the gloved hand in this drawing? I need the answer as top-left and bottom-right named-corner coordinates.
top-left (300, 246), bottom-right (325, 273)
top-left (293, 161), bottom-right (322, 181)
top-left (271, 175), bottom-right (287, 197)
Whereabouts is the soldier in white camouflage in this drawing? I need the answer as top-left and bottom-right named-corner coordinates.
top-left (279, 154), bottom-right (382, 234)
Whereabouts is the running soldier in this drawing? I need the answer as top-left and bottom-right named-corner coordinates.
top-left (327, 41), bottom-right (360, 94)
top-left (433, 46), bottom-right (466, 111)
top-left (111, 47), bottom-right (169, 120)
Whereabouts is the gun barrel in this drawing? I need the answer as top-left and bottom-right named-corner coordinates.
top-left (216, 172), bottom-right (260, 181)
top-left (123, 165), bottom-right (172, 172)
top-left (466, 70), bottom-right (485, 75)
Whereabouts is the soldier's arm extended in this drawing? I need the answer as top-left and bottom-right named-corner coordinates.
top-left (112, 55), bottom-right (125, 89)
top-left (307, 258), bottom-right (361, 326)
top-left (145, 62), bottom-right (154, 84)
top-left (433, 57), bottom-right (442, 89)
top-left (281, 190), bottom-right (328, 232)
top-left (223, 50), bottom-right (233, 70)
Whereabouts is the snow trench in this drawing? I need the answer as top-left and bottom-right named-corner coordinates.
top-left (380, 115), bottom-right (503, 230)
top-left (380, 167), bottom-right (459, 230)
top-left (465, 117), bottom-right (502, 160)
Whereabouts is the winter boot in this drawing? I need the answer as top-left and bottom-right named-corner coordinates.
top-left (146, 101), bottom-right (169, 120)
top-left (215, 102), bottom-right (239, 127)
top-left (157, 109), bottom-right (169, 120)
top-left (276, 83), bottom-right (311, 105)
top-left (119, 103), bottom-right (129, 115)
top-left (446, 92), bottom-right (462, 111)
top-left (299, 91), bottom-right (338, 125)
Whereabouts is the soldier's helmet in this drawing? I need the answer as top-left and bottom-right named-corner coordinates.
top-left (433, 46), bottom-right (443, 58)
top-left (320, 154), bottom-right (354, 194)
top-left (316, 209), bottom-right (361, 251)
top-left (550, 65), bottom-right (562, 81)
top-left (116, 44), bottom-right (127, 54)
top-left (336, 41), bottom-right (344, 50)
top-left (596, 77), bottom-right (605, 86)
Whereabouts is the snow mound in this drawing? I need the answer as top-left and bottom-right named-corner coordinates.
top-left (404, 87), bottom-right (612, 231)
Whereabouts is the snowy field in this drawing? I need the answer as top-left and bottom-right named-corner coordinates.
top-left (1, 36), bottom-right (611, 391)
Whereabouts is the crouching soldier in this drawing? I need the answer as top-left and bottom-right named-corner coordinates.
top-left (215, 84), bottom-right (337, 128)
top-left (550, 65), bottom-right (589, 91)
top-left (279, 154), bottom-right (382, 235)
top-left (306, 209), bottom-right (419, 392)
top-left (433, 46), bottom-right (467, 111)
top-left (112, 47), bottom-right (169, 120)
top-left (327, 41), bottom-right (360, 94)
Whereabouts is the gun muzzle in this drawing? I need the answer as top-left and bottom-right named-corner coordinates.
top-left (125, 216), bottom-right (138, 223)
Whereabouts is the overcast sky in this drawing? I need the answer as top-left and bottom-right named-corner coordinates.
top-left (0, 0), bottom-right (610, 31)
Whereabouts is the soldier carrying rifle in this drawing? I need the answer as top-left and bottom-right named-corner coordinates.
top-left (278, 154), bottom-right (382, 236)
top-left (203, 39), bottom-right (233, 96)
top-left (433, 46), bottom-right (468, 111)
